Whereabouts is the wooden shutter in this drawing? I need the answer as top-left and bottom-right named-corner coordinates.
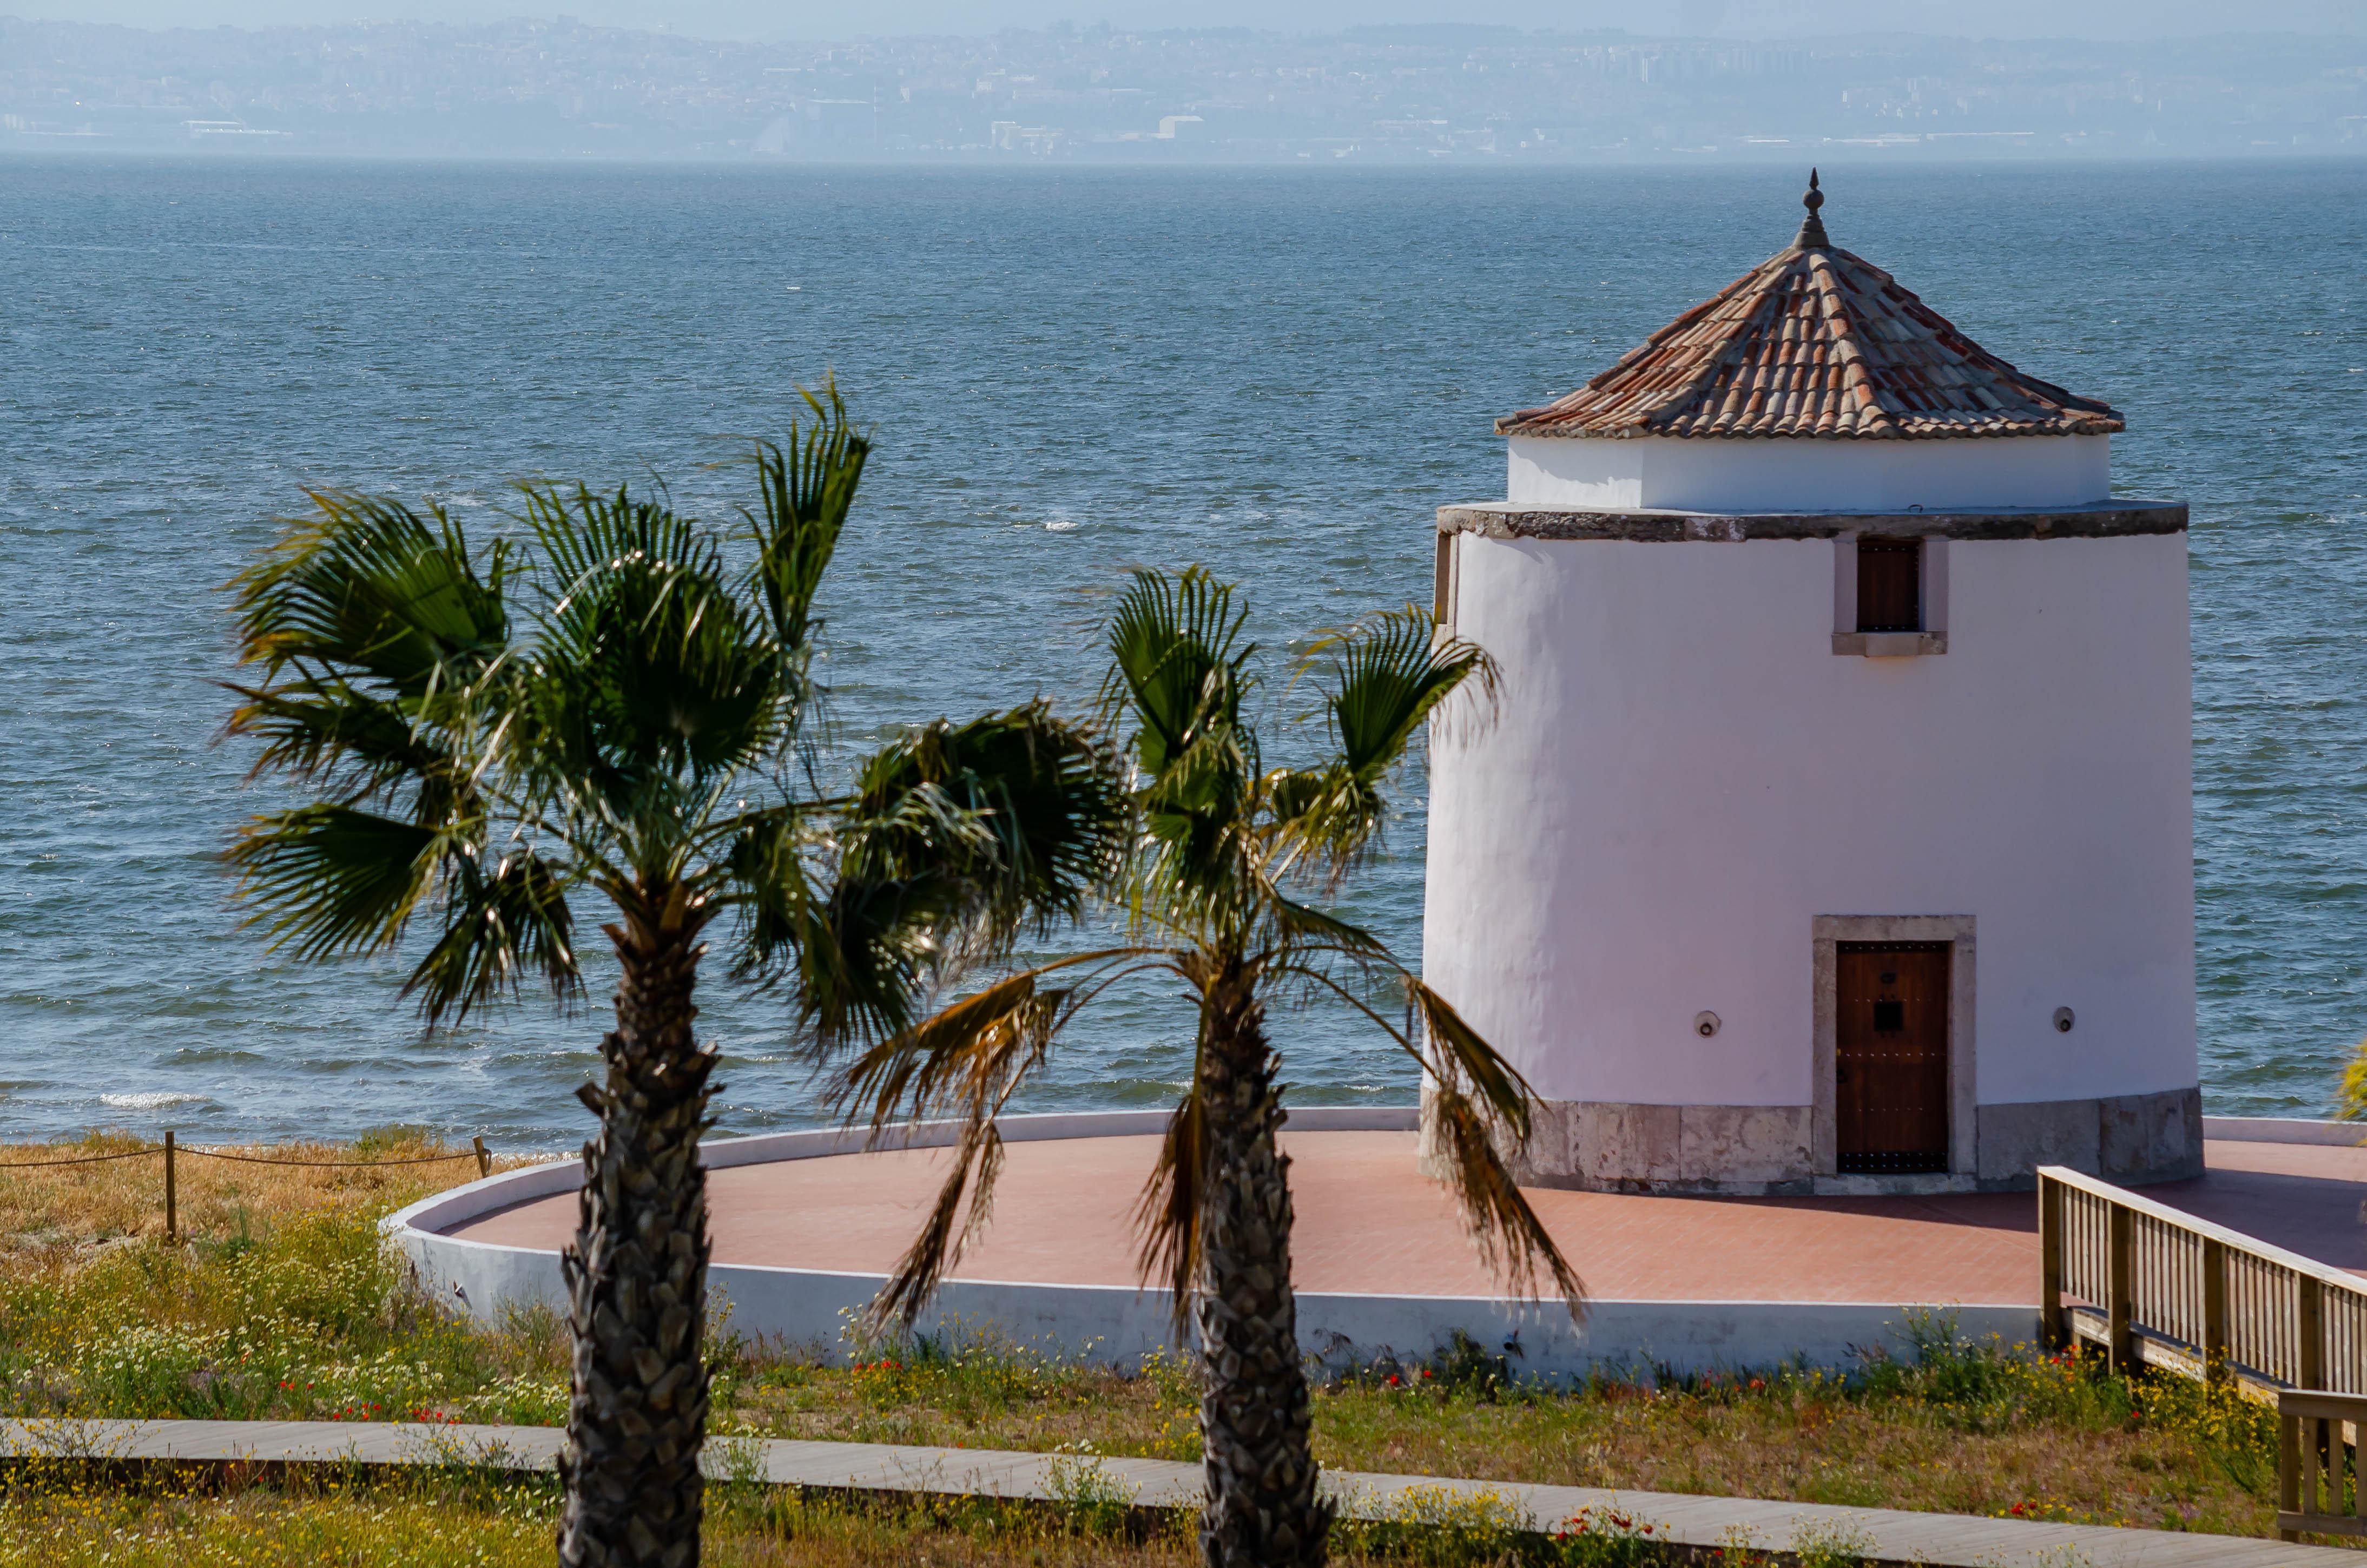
top-left (1856, 538), bottom-right (1922, 633)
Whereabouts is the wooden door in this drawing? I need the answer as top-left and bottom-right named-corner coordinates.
top-left (1836, 942), bottom-right (1950, 1173)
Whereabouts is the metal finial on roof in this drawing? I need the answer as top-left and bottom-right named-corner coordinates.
top-left (1796, 168), bottom-right (1830, 249)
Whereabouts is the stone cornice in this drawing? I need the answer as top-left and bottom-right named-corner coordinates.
top-left (1436, 499), bottom-right (2187, 542)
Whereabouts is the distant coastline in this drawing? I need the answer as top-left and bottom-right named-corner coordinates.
top-left (2, 16), bottom-right (2360, 163)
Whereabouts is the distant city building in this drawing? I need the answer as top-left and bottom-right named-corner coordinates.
top-left (0, 18), bottom-right (2357, 160)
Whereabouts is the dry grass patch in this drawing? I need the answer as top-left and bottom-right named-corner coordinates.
top-left (0, 1129), bottom-right (523, 1257)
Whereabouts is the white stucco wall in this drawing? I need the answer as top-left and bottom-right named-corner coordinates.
top-left (1506, 434), bottom-right (2112, 513)
top-left (1422, 529), bottom-right (2195, 1110)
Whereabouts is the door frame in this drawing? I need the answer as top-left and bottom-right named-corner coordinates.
top-left (1812, 915), bottom-right (1977, 1178)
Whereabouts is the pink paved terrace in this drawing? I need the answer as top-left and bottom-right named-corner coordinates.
top-left (448, 1131), bottom-right (2367, 1302)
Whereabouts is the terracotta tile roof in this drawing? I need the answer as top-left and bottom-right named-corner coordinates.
top-left (1499, 178), bottom-right (2124, 442)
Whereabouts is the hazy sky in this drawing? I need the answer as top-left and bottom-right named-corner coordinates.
top-left (17, 0), bottom-right (2364, 39)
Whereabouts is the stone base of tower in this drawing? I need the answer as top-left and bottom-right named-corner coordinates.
top-left (1421, 1085), bottom-right (2204, 1196)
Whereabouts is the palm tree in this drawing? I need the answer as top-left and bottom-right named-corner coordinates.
top-left (841, 566), bottom-right (1584, 1568)
top-left (223, 388), bottom-right (1127, 1568)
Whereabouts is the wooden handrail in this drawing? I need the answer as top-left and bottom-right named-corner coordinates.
top-left (2049, 1167), bottom-right (2367, 1541)
top-left (2038, 1164), bottom-right (2367, 1396)
top-left (2278, 1389), bottom-right (2367, 1541)
top-left (2039, 1164), bottom-right (2358, 1289)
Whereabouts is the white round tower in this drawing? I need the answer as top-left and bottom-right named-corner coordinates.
top-left (1422, 176), bottom-right (2197, 1195)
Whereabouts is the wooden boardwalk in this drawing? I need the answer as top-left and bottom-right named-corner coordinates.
top-left (2, 1417), bottom-right (2351, 1566)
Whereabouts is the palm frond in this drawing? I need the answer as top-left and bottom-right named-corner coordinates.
top-left (223, 678), bottom-right (457, 808)
top-left (850, 706), bottom-right (1130, 939)
top-left (1311, 604), bottom-right (1496, 775)
top-left (519, 479), bottom-right (711, 603)
top-left (1265, 891), bottom-right (1387, 956)
top-left (1131, 1082), bottom-right (1206, 1334)
top-left (741, 378), bottom-right (871, 654)
top-left (792, 707), bottom-right (1129, 1049)
top-left (405, 845), bottom-right (581, 1022)
top-left (229, 492), bottom-right (510, 697)
top-left (1275, 606), bottom-right (1497, 877)
top-left (845, 969), bottom-right (1068, 1327)
top-left (1100, 569), bottom-right (1268, 934)
top-left (724, 801), bottom-right (820, 970)
top-left (517, 482), bottom-right (792, 807)
top-left (845, 970), bottom-right (1045, 1133)
top-left (225, 804), bottom-right (444, 964)
top-left (799, 866), bottom-right (959, 1049)
top-left (839, 948), bottom-right (1162, 1327)
top-left (1405, 978), bottom-right (1586, 1317)
top-left (1099, 566), bottom-right (1256, 778)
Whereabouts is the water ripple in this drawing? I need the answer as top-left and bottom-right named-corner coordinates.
top-left (3, 156), bottom-right (2363, 1144)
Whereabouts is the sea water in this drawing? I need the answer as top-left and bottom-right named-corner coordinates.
top-left (3, 156), bottom-right (2363, 1147)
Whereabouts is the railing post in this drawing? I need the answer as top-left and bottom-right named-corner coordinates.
top-left (2202, 1237), bottom-right (2229, 1382)
top-left (163, 1129), bottom-right (177, 1245)
top-left (2107, 1200), bottom-right (2137, 1372)
top-left (473, 1136), bottom-right (491, 1179)
top-left (2279, 1396), bottom-right (2304, 1541)
top-left (2300, 1274), bottom-right (2326, 1391)
top-left (2038, 1170), bottom-right (2066, 1352)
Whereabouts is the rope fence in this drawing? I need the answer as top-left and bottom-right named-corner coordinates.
top-left (0, 1147), bottom-right (165, 1170)
top-left (0, 1131), bottom-right (495, 1242)
top-left (185, 1147), bottom-right (489, 1169)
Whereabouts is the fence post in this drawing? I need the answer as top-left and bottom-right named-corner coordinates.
top-left (2300, 1274), bottom-right (2326, 1392)
top-left (2038, 1170), bottom-right (2065, 1352)
top-left (472, 1136), bottom-right (491, 1179)
top-left (163, 1129), bottom-right (177, 1245)
top-left (2107, 1200), bottom-right (2137, 1372)
top-left (2202, 1237), bottom-right (2228, 1382)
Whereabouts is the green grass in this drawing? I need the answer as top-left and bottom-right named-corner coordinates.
top-left (0, 1206), bottom-right (566, 1427)
top-left (0, 1459), bottom-right (1774, 1568)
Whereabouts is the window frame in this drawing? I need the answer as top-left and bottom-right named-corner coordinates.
top-left (1832, 533), bottom-right (1948, 656)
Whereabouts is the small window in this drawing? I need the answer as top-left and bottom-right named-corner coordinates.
top-left (1856, 538), bottom-right (1922, 633)
top-left (1433, 531), bottom-right (1458, 632)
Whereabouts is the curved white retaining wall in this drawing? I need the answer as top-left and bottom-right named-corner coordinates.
top-left (2200, 1116), bottom-right (2366, 1147)
top-left (387, 1109), bottom-right (2042, 1378)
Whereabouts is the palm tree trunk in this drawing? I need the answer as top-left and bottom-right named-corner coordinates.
top-left (1195, 969), bottom-right (1331, 1568)
top-left (557, 887), bottom-right (717, 1568)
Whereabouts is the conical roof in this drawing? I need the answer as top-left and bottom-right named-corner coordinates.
top-left (1499, 173), bottom-right (2124, 442)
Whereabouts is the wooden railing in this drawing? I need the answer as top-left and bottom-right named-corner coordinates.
top-left (2280, 1389), bottom-right (2367, 1540)
top-left (2039, 1164), bottom-right (2367, 1392)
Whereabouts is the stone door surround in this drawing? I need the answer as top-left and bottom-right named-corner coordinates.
top-left (1813, 914), bottom-right (1979, 1181)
